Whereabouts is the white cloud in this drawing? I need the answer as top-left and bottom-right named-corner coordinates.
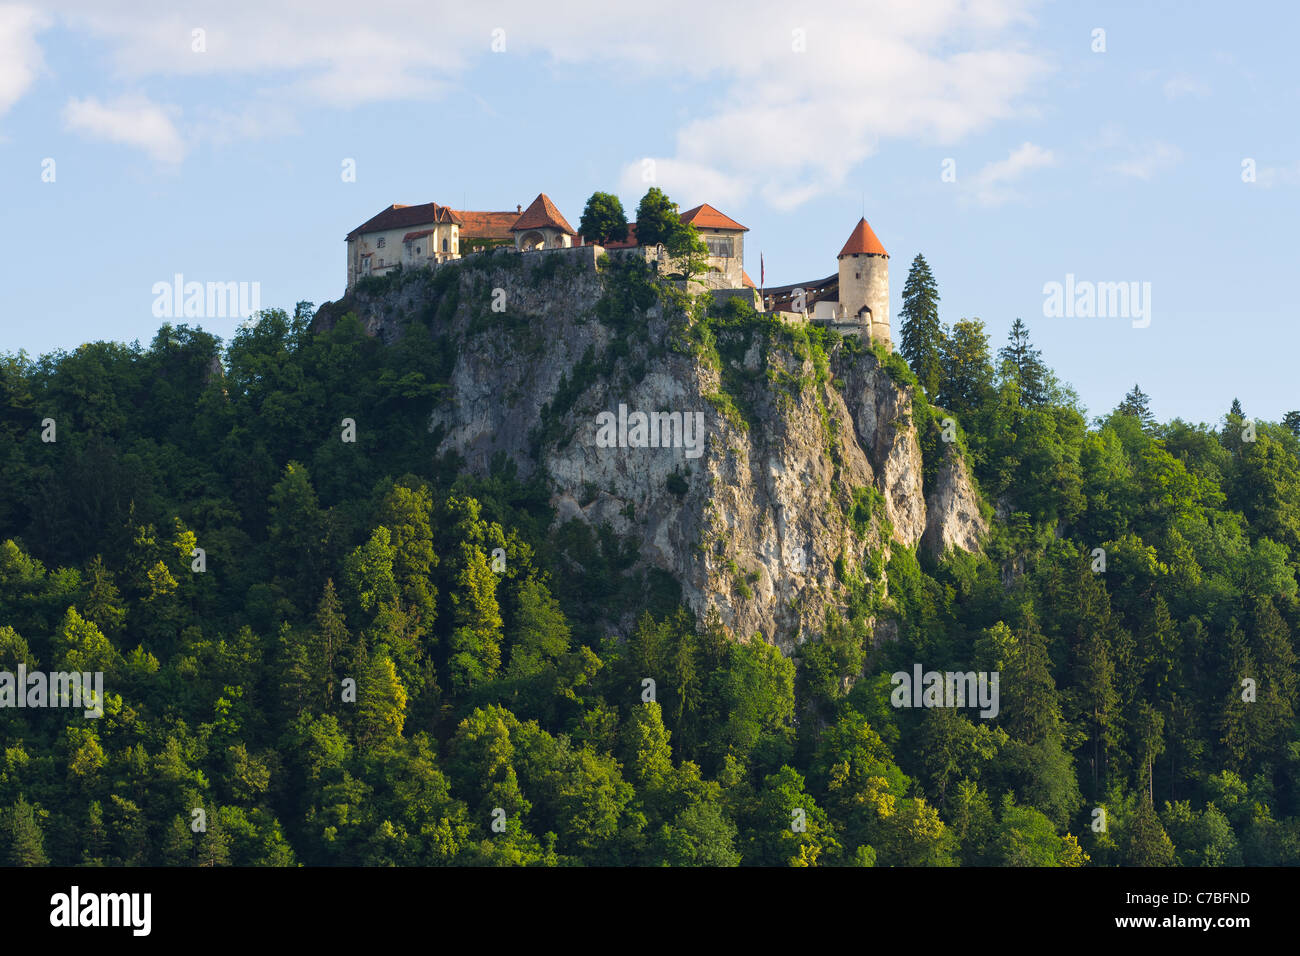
top-left (618, 159), bottom-right (751, 214)
top-left (1162, 73), bottom-right (1209, 99)
top-left (0, 5), bottom-right (47, 115)
top-left (62, 95), bottom-right (186, 163)
top-left (1110, 141), bottom-right (1182, 180)
top-left (967, 141), bottom-right (1056, 205)
top-left (1257, 162), bottom-right (1300, 188)
top-left (37, 0), bottom-right (1049, 194)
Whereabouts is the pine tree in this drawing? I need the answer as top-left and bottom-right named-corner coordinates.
top-left (1250, 596), bottom-right (1298, 755)
top-left (1217, 620), bottom-right (1255, 770)
top-left (1076, 631), bottom-right (1119, 798)
top-left (1003, 608), bottom-right (1062, 746)
top-left (1138, 595), bottom-right (1178, 702)
top-left (1125, 796), bottom-right (1176, 866)
top-left (377, 481), bottom-right (438, 635)
top-left (268, 462), bottom-right (329, 611)
top-left (82, 555), bottom-right (127, 636)
top-left (356, 651), bottom-right (409, 746)
top-left (82, 800), bottom-right (109, 866)
top-left (6, 796), bottom-right (48, 866)
top-left (898, 253), bottom-right (943, 397)
top-left (312, 579), bottom-right (350, 710)
top-left (1282, 410), bottom-right (1300, 437)
top-left (997, 318), bottom-right (1048, 406)
top-left (1133, 700), bottom-right (1165, 803)
top-left (162, 814), bottom-right (194, 865)
top-left (448, 544), bottom-right (504, 692)
top-left (1117, 384), bottom-right (1155, 431)
top-left (196, 811), bottom-right (232, 867)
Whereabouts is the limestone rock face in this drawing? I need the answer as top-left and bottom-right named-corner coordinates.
top-left (837, 359), bottom-right (927, 547)
top-left (315, 249), bottom-right (985, 653)
top-left (922, 446), bottom-right (988, 558)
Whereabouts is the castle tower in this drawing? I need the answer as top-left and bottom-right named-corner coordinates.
top-left (836, 218), bottom-right (890, 349)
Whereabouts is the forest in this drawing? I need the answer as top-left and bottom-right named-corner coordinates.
top-left (0, 252), bottom-right (1297, 867)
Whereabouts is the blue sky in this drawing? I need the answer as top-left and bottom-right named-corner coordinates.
top-left (2, 0), bottom-right (1297, 425)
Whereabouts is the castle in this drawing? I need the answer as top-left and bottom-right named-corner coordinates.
top-left (761, 218), bottom-right (891, 350)
top-left (345, 193), bottom-right (890, 348)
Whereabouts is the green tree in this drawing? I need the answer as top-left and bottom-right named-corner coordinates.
top-left (1283, 410), bottom-right (1300, 437)
top-left (745, 766), bottom-right (838, 866)
top-left (505, 577), bottom-right (570, 679)
top-left (376, 480), bottom-right (438, 633)
top-left (1075, 630), bottom-right (1120, 798)
top-left (268, 462), bottom-right (329, 611)
top-left (658, 800), bottom-right (741, 867)
top-left (634, 187), bottom-right (680, 248)
top-left (356, 651), bottom-right (408, 747)
top-left (448, 543), bottom-right (504, 692)
top-left (938, 318), bottom-right (994, 415)
top-left (578, 191), bottom-right (629, 244)
top-left (997, 795), bottom-right (1088, 866)
top-left (1125, 796), bottom-right (1176, 866)
top-left (666, 223), bottom-right (710, 285)
top-left (81, 555), bottom-right (127, 636)
top-left (898, 253), bottom-right (943, 397)
top-left (998, 318), bottom-right (1048, 407)
top-left (5, 796), bottom-right (48, 866)
top-left (344, 526), bottom-right (399, 616)
top-left (1117, 384), bottom-right (1155, 431)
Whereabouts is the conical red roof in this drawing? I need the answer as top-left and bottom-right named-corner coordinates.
top-left (511, 193), bottom-right (576, 234)
top-left (838, 217), bottom-right (887, 257)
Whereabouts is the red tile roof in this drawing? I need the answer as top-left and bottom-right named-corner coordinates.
top-left (742, 270), bottom-right (755, 288)
top-left (347, 202), bottom-right (461, 240)
top-left (403, 230), bottom-right (435, 242)
top-left (680, 203), bottom-right (748, 232)
top-left (838, 217), bottom-right (888, 257)
top-left (598, 222), bottom-right (639, 249)
top-left (511, 193), bottom-right (576, 234)
top-left (452, 210), bottom-right (520, 241)
top-left (600, 204), bottom-right (746, 248)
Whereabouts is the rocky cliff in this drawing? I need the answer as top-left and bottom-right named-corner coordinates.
top-left (314, 247), bottom-right (987, 652)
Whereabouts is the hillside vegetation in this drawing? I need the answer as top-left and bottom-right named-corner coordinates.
top-left (0, 262), bottom-right (1297, 866)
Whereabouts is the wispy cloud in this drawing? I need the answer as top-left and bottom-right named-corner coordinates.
top-left (0, 5), bottom-right (46, 116)
top-left (62, 95), bottom-right (186, 163)
top-left (1109, 141), bottom-right (1182, 180)
top-left (1162, 73), bottom-right (1210, 99)
top-left (1256, 162), bottom-right (1300, 188)
top-left (966, 141), bottom-right (1057, 206)
top-left (619, 158), bottom-right (752, 213)
top-left (35, 0), bottom-right (1049, 199)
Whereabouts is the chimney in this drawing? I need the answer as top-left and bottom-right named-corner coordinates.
top-left (517, 204), bottom-right (521, 213)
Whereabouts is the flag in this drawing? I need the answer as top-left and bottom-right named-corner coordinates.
top-left (760, 252), bottom-right (764, 288)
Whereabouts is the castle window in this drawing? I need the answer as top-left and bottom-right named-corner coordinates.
top-left (415, 247), bottom-right (421, 255)
top-left (705, 236), bottom-right (733, 258)
top-left (377, 237), bottom-right (386, 248)
top-left (442, 238), bottom-right (448, 252)
top-left (378, 258), bottom-right (384, 267)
